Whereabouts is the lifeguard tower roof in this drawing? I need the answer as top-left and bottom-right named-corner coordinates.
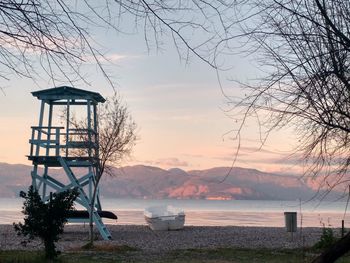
top-left (31, 86), bottom-right (106, 103)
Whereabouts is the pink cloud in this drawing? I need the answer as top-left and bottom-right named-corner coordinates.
top-left (144, 158), bottom-right (189, 168)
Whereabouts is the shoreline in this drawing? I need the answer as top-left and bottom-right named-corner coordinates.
top-left (0, 224), bottom-right (330, 252)
top-left (3, 210), bottom-right (348, 228)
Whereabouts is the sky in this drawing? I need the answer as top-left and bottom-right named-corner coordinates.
top-left (0, 6), bottom-right (302, 174)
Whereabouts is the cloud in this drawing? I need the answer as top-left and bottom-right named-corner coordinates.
top-left (214, 154), bottom-right (299, 166)
top-left (82, 53), bottom-right (140, 64)
top-left (210, 145), bottom-right (296, 163)
top-left (145, 158), bottom-right (189, 168)
top-left (104, 53), bottom-right (128, 62)
top-left (143, 113), bottom-right (212, 123)
top-left (238, 146), bottom-right (286, 155)
top-left (182, 153), bottom-right (206, 159)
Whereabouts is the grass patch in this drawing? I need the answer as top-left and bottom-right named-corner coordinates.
top-left (0, 250), bottom-right (47, 263)
top-left (79, 243), bottom-right (138, 252)
top-left (2, 247), bottom-right (350, 263)
top-left (151, 248), bottom-right (350, 263)
top-left (160, 248), bottom-right (311, 263)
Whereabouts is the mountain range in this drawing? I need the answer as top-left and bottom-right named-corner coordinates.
top-left (0, 162), bottom-right (338, 200)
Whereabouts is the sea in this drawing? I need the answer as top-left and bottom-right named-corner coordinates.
top-left (1, 198), bottom-right (350, 228)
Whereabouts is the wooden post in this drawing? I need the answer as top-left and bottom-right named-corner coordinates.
top-left (66, 100), bottom-right (70, 157)
top-left (87, 101), bottom-right (93, 201)
top-left (43, 102), bottom-right (53, 199)
top-left (87, 100), bottom-right (92, 158)
top-left (93, 103), bottom-right (98, 159)
top-left (31, 166), bottom-right (38, 191)
top-left (46, 102), bottom-right (53, 156)
top-left (35, 100), bottom-right (45, 156)
top-left (55, 128), bottom-right (60, 156)
top-left (92, 102), bottom-right (100, 210)
top-left (30, 128), bottom-right (35, 157)
top-left (342, 220), bottom-right (345, 237)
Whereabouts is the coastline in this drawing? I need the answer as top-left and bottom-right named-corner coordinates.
top-left (0, 224), bottom-right (327, 252)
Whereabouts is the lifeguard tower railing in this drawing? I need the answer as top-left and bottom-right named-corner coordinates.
top-left (28, 126), bottom-right (98, 166)
top-left (28, 125), bottom-right (102, 208)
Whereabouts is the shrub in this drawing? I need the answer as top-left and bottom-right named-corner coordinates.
top-left (314, 227), bottom-right (337, 249)
top-left (13, 186), bottom-right (79, 259)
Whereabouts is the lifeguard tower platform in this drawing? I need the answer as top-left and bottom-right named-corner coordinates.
top-left (28, 86), bottom-right (116, 240)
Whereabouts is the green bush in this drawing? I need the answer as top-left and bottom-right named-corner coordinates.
top-left (13, 186), bottom-right (79, 259)
top-left (314, 227), bottom-right (337, 249)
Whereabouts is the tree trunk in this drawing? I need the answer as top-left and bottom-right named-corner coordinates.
top-left (44, 238), bottom-right (57, 259)
top-left (88, 172), bottom-right (101, 246)
top-left (89, 201), bottom-right (94, 245)
top-left (312, 232), bottom-right (350, 263)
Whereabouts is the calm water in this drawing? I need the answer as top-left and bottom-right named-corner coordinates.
top-left (1, 198), bottom-right (349, 228)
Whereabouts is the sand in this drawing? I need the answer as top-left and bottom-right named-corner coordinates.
top-left (0, 224), bottom-right (329, 252)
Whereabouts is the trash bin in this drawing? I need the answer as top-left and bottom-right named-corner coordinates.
top-left (284, 212), bottom-right (297, 232)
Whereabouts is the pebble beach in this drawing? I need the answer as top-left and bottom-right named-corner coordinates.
top-left (0, 224), bottom-right (328, 252)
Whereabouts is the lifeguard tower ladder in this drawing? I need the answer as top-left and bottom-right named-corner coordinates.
top-left (28, 86), bottom-right (114, 240)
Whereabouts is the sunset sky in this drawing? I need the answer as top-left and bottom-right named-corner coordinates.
top-left (0, 15), bottom-right (301, 175)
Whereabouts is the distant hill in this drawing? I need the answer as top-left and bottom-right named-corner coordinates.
top-left (0, 162), bottom-right (338, 200)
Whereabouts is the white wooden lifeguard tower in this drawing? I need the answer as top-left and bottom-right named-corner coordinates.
top-left (28, 86), bottom-right (116, 240)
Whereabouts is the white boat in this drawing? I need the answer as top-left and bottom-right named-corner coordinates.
top-left (144, 205), bottom-right (185, 231)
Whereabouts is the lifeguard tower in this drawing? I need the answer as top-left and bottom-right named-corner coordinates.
top-left (28, 86), bottom-right (116, 240)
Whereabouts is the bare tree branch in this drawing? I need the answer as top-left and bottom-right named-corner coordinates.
top-left (0, 0), bottom-right (233, 89)
top-left (63, 92), bottom-right (137, 245)
top-left (228, 1), bottom-right (350, 261)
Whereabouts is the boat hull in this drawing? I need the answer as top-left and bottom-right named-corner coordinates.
top-left (145, 215), bottom-right (185, 231)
